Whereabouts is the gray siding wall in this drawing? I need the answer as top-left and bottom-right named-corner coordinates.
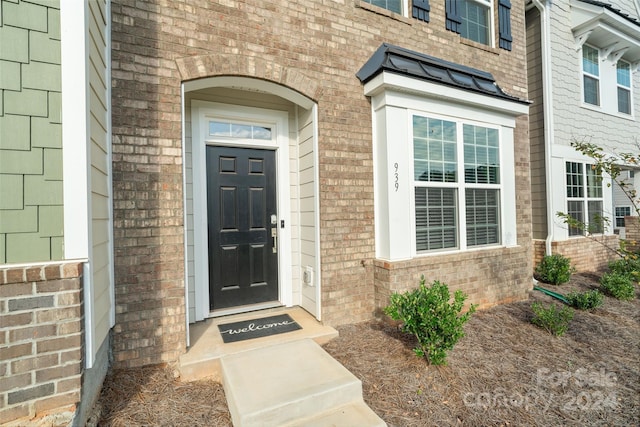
top-left (526, 8), bottom-right (548, 239)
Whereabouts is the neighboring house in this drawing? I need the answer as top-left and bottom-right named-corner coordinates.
top-left (613, 168), bottom-right (639, 238)
top-left (3, 0), bottom-right (534, 424)
top-left (1, 0), bottom-right (113, 425)
top-left (526, 0), bottom-right (640, 271)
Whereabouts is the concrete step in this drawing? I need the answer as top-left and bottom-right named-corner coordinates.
top-left (283, 401), bottom-right (387, 427)
top-left (179, 307), bottom-right (338, 382)
top-left (221, 339), bottom-right (385, 427)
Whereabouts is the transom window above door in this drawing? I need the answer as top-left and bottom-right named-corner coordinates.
top-left (209, 120), bottom-right (272, 140)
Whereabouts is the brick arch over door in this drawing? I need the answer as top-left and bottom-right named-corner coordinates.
top-left (175, 54), bottom-right (323, 103)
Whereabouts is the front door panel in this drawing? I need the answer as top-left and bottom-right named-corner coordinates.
top-left (207, 146), bottom-right (278, 310)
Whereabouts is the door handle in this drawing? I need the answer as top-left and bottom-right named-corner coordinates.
top-left (271, 227), bottom-right (277, 253)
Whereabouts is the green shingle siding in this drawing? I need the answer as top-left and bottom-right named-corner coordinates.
top-left (39, 205), bottom-right (64, 236)
top-left (32, 118), bottom-right (62, 148)
top-left (24, 175), bottom-right (63, 206)
top-left (0, 60), bottom-right (21, 90)
top-left (0, 115), bottom-right (30, 150)
top-left (0, 0), bottom-right (64, 263)
top-left (23, 61), bottom-right (61, 91)
top-left (0, 206), bottom-right (38, 233)
top-left (2, 1), bottom-right (48, 32)
top-left (48, 91), bottom-right (62, 123)
top-left (0, 175), bottom-right (24, 210)
top-left (0, 148), bottom-right (44, 174)
top-left (4, 88), bottom-right (48, 116)
top-left (30, 31), bottom-right (61, 63)
top-left (0, 26), bottom-right (29, 63)
top-left (5, 233), bottom-right (52, 263)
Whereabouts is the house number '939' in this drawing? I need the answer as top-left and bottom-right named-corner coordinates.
top-left (394, 163), bottom-right (399, 192)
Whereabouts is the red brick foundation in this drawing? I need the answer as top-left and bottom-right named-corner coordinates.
top-left (533, 236), bottom-right (620, 273)
top-left (0, 262), bottom-right (83, 425)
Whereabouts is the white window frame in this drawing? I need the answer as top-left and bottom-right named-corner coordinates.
top-left (362, 70), bottom-right (527, 262)
top-left (616, 59), bottom-right (632, 115)
top-left (565, 161), bottom-right (604, 237)
top-left (361, 0), bottom-right (409, 16)
top-left (581, 44), bottom-right (600, 106)
top-left (615, 206), bottom-right (631, 228)
top-left (459, 0), bottom-right (494, 47)
top-left (410, 112), bottom-right (502, 253)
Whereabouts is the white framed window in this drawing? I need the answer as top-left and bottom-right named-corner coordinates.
top-left (361, 59), bottom-right (527, 261)
top-left (445, 0), bottom-right (512, 50)
top-left (208, 120), bottom-right (272, 140)
top-left (615, 206), bottom-right (631, 228)
top-left (362, 0), bottom-right (404, 14)
top-left (566, 162), bottom-right (603, 236)
top-left (459, 0), bottom-right (492, 45)
top-left (617, 60), bottom-right (631, 115)
top-left (360, 0), bottom-right (431, 22)
top-left (582, 45), bottom-right (600, 106)
top-left (413, 114), bottom-right (501, 252)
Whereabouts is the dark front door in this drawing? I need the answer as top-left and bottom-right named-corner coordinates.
top-left (207, 146), bottom-right (278, 311)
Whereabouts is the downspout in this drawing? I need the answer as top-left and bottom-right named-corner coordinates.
top-left (531, 0), bottom-right (555, 256)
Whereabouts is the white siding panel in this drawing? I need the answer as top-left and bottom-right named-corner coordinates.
top-left (91, 167), bottom-right (108, 196)
top-left (88, 0), bottom-right (112, 362)
top-left (90, 115), bottom-right (108, 153)
top-left (297, 106), bottom-right (318, 318)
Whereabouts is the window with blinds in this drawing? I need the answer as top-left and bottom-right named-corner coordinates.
top-left (413, 114), bottom-right (501, 252)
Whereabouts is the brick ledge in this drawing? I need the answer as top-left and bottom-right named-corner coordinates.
top-left (0, 261), bottom-right (84, 285)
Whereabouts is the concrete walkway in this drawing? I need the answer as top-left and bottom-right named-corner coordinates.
top-left (179, 307), bottom-right (386, 426)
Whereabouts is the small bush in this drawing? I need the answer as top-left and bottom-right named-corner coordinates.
top-left (534, 254), bottom-right (575, 285)
top-left (531, 302), bottom-right (574, 336)
top-left (384, 277), bottom-right (477, 365)
top-left (600, 272), bottom-right (636, 301)
top-left (608, 258), bottom-right (640, 281)
top-left (566, 290), bottom-right (604, 310)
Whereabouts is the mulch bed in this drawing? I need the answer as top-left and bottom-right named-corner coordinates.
top-left (92, 273), bottom-right (639, 426)
top-left (88, 366), bottom-right (232, 426)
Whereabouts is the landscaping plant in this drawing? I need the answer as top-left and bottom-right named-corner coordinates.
top-left (565, 290), bottom-right (604, 310)
top-left (534, 254), bottom-right (575, 285)
top-left (384, 277), bottom-right (476, 365)
top-left (600, 271), bottom-right (636, 301)
top-left (556, 139), bottom-right (640, 263)
top-left (531, 302), bottom-right (574, 336)
top-left (608, 258), bottom-right (640, 281)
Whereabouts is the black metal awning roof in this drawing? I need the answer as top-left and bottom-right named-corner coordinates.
top-left (356, 43), bottom-right (529, 104)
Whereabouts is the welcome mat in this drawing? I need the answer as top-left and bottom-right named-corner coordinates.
top-left (217, 314), bottom-right (302, 343)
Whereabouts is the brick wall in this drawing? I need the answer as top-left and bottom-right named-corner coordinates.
top-left (623, 216), bottom-right (640, 252)
top-left (0, 262), bottom-right (83, 425)
top-left (374, 246), bottom-right (532, 314)
top-left (110, 0), bottom-right (531, 362)
top-left (533, 236), bottom-right (620, 273)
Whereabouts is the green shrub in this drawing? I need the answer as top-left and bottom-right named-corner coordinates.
top-left (600, 272), bottom-right (636, 301)
top-left (608, 257), bottom-right (640, 281)
top-left (534, 254), bottom-right (575, 285)
top-left (531, 302), bottom-right (574, 336)
top-left (384, 277), bottom-right (477, 365)
top-left (566, 290), bottom-right (604, 310)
